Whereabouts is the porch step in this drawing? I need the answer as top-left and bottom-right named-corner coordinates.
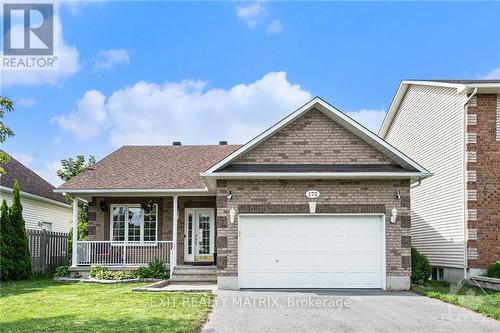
top-left (171, 265), bottom-right (217, 283)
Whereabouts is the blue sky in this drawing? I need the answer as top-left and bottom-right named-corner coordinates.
top-left (2, 1), bottom-right (500, 186)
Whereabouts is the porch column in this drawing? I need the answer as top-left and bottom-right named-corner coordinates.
top-left (71, 197), bottom-right (78, 267)
top-left (172, 196), bottom-right (178, 268)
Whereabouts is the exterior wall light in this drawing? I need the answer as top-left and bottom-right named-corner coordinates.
top-left (391, 207), bottom-right (398, 224)
top-left (229, 208), bottom-right (236, 224)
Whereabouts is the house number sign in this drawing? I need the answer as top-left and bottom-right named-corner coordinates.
top-left (305, 190), bottom-right (320, 199)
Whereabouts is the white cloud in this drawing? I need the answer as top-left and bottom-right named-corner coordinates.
top-left (236, 2), bottom-right (267, 28)
top-left (267, 20), bottom-right (283, 34)
top-left (34, 161), bottom-right (64, 187)
top-left (94, 49), bottom-right (131, 72)
top-left (482, 67), bottom-right (500, 79)
top-left (11, 152), bottom-right (34, 167)
top-left (52, 90), bottom-right (107, 139)
top-left (1, 14), bottom-right (80, 87)
top-left (346, 109), bottom-right (387, 133)
top-left (16, 97), bottom-right (36, 107)
top-left (54, 71), bottom-right (312, 146)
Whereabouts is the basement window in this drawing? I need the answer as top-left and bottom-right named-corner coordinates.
top-left (432, 267), bottom-right (444, 281)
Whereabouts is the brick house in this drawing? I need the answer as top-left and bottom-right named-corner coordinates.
top-left (380, 80), bottom-right (500, 282)
top-left (57, 97), bottom-right (430, 290)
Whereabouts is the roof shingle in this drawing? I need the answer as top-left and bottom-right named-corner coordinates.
top-left (0, 151), bottom-right (67, 204)
top-left (58, 145), bottom-right (240, 190)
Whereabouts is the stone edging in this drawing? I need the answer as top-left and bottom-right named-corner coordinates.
top-left (54, 277), bottom-right (163, 284)
top-left (469, 275), bottom-right (500, 291)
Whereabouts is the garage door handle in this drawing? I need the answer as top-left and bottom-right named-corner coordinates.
top-left (275, 259), bottom-right (279, 262)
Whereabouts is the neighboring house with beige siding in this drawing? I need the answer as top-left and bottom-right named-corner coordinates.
top-left (380, 80), bottom-right (500, 282)
top-left (0, 152), bottom-right (71, 233)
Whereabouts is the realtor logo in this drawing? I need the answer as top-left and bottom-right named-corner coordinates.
top-left (3, 3), bottom-right (54, 56)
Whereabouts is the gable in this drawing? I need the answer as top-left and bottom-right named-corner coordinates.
top-left (233, 108), bottom-right (395, 165)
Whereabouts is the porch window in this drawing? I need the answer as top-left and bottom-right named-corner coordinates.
top-left (110, 204), bottom-right (157, 243)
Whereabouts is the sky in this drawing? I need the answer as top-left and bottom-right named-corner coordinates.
top-left (1, 0), bottom-right (500, 186)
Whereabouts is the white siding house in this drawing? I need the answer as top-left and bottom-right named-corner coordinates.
top-left (382, 84), bottom-right (466, 278)
top-left (0, 152), bottom-right (72, 233)
top-left (380, 80), bottom-right (500, 282)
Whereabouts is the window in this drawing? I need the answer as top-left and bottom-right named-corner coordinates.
top-left (110, 204), bottom-right (157, 243)
top-left (41, 221), bottom-right (53, 231)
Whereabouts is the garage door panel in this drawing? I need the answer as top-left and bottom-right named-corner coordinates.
top-left (239, 215), bottom-right (384, 289)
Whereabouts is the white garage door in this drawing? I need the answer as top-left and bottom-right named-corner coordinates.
top-left (239, 215), bottom-right (384, 289)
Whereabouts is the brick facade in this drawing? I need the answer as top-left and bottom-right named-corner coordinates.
top-left (235, 109), bottom-right (395, 165)
top-left (215, 179), bottom-right (411, 278)
top-left (466, 94), bottom-right (500, 268)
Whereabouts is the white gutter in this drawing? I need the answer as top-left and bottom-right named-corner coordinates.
top-left (462, 87), bottom-right (478, 280)
top-left (0, 186), bottom-right (70, 208)
top-left (53, 188), bottom-right (210, 194)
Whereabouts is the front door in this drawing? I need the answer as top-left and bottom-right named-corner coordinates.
top-left (184, 209), bottom-right (215, 262)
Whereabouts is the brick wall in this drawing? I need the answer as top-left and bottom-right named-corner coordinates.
top-left (215, 179), bottom-right (411, 278)
top-left (235, 109), bottom-right (395, 164)
top-left (466, 94), bottom-right (500, 268)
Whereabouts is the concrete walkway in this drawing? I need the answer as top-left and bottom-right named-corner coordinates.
top-left (202, 289), bottom-right (499, 333)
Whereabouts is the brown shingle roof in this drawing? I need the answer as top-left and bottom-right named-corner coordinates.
top-left (0, 151), bottom-right (67, 204)
top-left (58, 145), bottom-right (240, 190)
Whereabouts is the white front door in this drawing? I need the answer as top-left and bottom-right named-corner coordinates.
top-left (184, 209), bottom-right (215, 262)
top-left (238, 214), bottom-right (385, 289)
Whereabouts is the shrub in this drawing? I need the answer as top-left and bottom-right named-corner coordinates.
top-left (113, 270), bottom-right (135, 280)
top-left (0, 182), bottom-right (31, 281)
top-left (55, 266), bottom-right (70, 277)
top-left (411, 247), bottom-right (432, 285)
top-left (0, 200), bottom-right (13, 281)
top-left (486, 261), bottom-right (500, 279)
top-left (135, 259), bottom-right (169, 279)
top-left (89, 265), bottom-right (114, 280)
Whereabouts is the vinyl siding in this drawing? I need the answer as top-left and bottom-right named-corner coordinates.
top-left (385, 85), bottom-right (466, 268)
top-left (1, 191), bottom-right (72, 233)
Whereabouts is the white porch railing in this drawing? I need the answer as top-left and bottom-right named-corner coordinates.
top-left (75, 241), bottom-right (174, 267)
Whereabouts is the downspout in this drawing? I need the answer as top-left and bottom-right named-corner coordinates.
top-left (462, 87), bottom-right (478, 280)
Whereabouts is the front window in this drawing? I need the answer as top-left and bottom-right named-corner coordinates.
top-left (111, 204), bottom-right (157, 243)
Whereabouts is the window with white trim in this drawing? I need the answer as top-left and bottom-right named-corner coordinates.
top-left (111, 204), bottom-right (157, 243)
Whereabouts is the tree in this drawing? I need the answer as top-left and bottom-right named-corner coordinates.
top-left (57, 155), bottom-right (96, 182)
top-left (0, 96), bottom-right (15, 174)
top-left (57, 155), bottom-right (95, 257)
top-left (0, 200), bottom-right (13, 281)
top-left (9, 181), bottom-right (31, 280)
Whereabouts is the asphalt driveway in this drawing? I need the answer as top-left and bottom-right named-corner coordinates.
top-left (202, 289), bottom-right (499, 333)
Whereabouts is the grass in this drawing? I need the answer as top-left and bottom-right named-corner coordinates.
top-left (0, 276), bottom-right (213, 333)
top-left (412, 280), bottom-right (500, 320)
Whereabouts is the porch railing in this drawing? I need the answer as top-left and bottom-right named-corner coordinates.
top-left (75, 241), bottom-right (174, 267)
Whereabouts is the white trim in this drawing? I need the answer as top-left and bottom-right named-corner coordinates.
top-left (202, 171), bottom-right (432, 179)
top-left (380, 81), bottom-right (500, 138)
top-left (204, 97), bottom-right (430, 176)
top-left (0, 186), bottom-right (70, 208)
top-left (71, 198), bottom-right (78, 267)
top-left (237, 213), bottom-right (387, 290)
top-left (109, 204), bottom-right (158, 244)
top-left (54, 188), bottom-right (209, 194)
top-left (172, 196), bottom-right (178, 268)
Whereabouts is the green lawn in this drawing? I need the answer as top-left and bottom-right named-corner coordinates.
top-left (0, 277), bottom-right (213, 333)
top-left (413, 280), bottom-right (500, 320)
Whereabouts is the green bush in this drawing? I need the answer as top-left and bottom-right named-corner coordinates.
top-left (89, 265), bottom-right (114, 280)
top-left (411, 247), bottom-right (432, 285)
top-left (113, 270), bottom-right (135, 280)
top-left (486, 261), bottom-right (500, 279)
top-left (135, 259), bottom-right (169, 279)
top-left (0, 182), bottom-right (31, 281)
top-left (55, 266), bottom-right (70, 277)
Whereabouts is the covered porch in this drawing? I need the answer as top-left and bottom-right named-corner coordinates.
top-left (68, 193), bottom-right (217, 272)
